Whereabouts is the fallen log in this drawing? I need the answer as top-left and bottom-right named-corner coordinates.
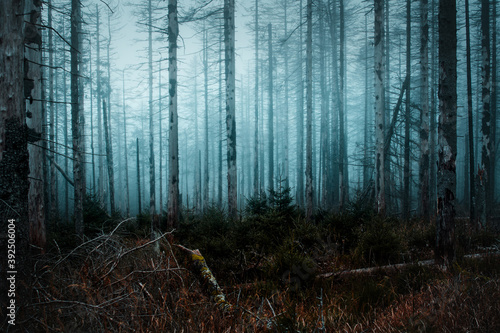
top-left (318, 251), bottom-right (500, 279)
top-left (175, 244), bottom-right (233, 312)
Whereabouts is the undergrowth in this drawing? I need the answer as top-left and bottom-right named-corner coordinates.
top-left (4, 188), bottom-right (500, 332)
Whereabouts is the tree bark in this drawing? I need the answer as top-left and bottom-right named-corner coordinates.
top-left (103, 101), bottom-right (115, 213)
top-left (224, 0), bottom-right (238, 220)
top-left (137, 138), bottom-right (142, 214)
top-left (374, 0), bottom-right (386, 216)
top-left (148, 0), bottom-right (156, 217)
top-left (268, 23), bottom-right (274, 193)
top-left (465, 0), bottom-right (475, 224)
top-left (403, 0), bottom-right (411, 220)
top-left (419, 0), bottom-right (430, 220)
top-left (167, 0), bottom-right (180, 228)
top-left (71, 0), bottom-right (85, 237)
top-left (305, 0), bottom-right (313, 220)
top-left (436, 0), bottom-right (457, 267)
top-left (253, 0), bottom-right (260, 195)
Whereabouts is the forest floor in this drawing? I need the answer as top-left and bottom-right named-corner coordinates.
top-left (5, 195), bottom-right (500, 332)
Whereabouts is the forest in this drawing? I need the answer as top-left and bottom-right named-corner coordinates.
top-left (1, 0), bottom-right (500, 331)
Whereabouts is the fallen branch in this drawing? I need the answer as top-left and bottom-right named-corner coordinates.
top-left (174, 244), bottom-right (233, 312)
top-left (384, 75), bottom-right (410, 156)
top-left (318, 251), bottom-right (500, 279)
top-left (48, 154), bottom-right (74, 186)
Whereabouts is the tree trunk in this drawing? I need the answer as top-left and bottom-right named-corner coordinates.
top-left (339, 0), bottom-right (347, 210)
top-left (436, 0), bottom-right (457, 267)
top-left (72, 0), bottom-right (85, 237)
top-left (23, 0), bottom-right (46, 253)
top-left (137, 138), bottom-right (142, 214)
top-left (96, 7), bottom-right (105, 207)
top-left (429, 0), bottom-right (437, 215)
top-left (47, 0), bottom-right (56, 223)
top-left (123, 70), bottom-right (130, 217)
top-left (253, 0), bottom-right (260, 195)
top-left (167, 0), bottom-right (180, 228)
top-left (296, 0), bottom-right (305, 209)
top-left (305, 0), bottom-right (313, 220)
top-left (374, 0), bottom-right (386, 215)
top-left (491, 0), bottom-right (497, 212)
top-left (148, 0), bottom-right (156, 217)
top-left (419, 0), bottom-right (430, 220)
top-left (283, 1), bottom-right (290, 190)
top-left (224, 0), bottom-right (238, 220)
top-left (102, 101), bottom-right (115, 213)
top-left (203, 29), bottom-right (209, 209)
top-left (0, 0), bottom-right (31, 310)
top-left (268, 23), bottom-right (274, 193)
top-left (403, 0), bottom-right (411, 220)
top-left (465, 0), bottom-right (475, 224)
top-left (480, 0), bottom-right (491, 227)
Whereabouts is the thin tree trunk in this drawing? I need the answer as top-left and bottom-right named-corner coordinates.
top-left (419, 0), bottom-right (430, 220)
top-left (224, 0), bottom-right (238, 220)
top-left (403, 0), bottom-right (411, 220)
top-left (268, 23), bottom-right (274, 193)
top-left (490, 0), bottom-right (497, 215)
top-left (429, 0), bottom-right (437, 214)
top-left (137, 138), bottom-right (142, 213)
top-left (148, 0), bottom-right (156, 217)
top-left (253, 0), bottom-right (260, 195)
top-left (296, 0), bottom-right (305, 208)
top-left (48, 0), bottom-right (56, 222)
top-left (96, 7), bottom-right (105, 207)
top-left (363, 14), bottom-right (371, 189)
top-left (465, 0), bottom-right (475, 224)
top-left (167, 0), bottom-right (180, 228)
top-left (305, 0), bottom-right (313, 220)
top-left (339, 0), bottom-right (347, 210)
top-left (72, 0), bottom-right (85, 237)
top-left (480, 0), bottom-right (491, 226)
top-left (374, 0), bottom-right (386, 216)
top-left (284, 1), bottom-right (290, 189)
top-left (102, 101), bottom-right (115, 213)
top-left (203, 28), bottom-right (209, 209)
top-left (436, 0), bottom-right (457, 267)
top-left (123, 70), bottom-right (130, 217)
top-left (159, 60), bottom-right (163, 215)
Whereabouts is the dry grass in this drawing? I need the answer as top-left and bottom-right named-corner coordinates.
top-left (7, 218), bottom-right (500, 332)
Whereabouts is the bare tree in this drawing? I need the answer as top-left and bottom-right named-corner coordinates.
top-left (305, 0), bottom-right (313, 219)
top-left (72, 0), bottom-right (85, 237)
top-left (436, 0), bottom-right (457, 267)
top-left (225, 0), bottom-right (238, 220)
top-left (167, 0), bottom-right (180, 228)
top-left (419, 0), bottom-right (430, 220)
top-left (374, 0), bottom-right (386, 215)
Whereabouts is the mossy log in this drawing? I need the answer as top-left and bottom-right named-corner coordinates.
top-left (175, 244), bottom-right (233, 312)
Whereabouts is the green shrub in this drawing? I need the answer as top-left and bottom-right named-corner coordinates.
top-left (354, 217), bottom-right (403, 265)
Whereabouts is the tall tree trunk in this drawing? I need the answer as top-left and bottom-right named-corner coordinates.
top-left (465, 0), bottom-right (475, 224)
top-left (167, 0), bottom-right (180, 228)
top-left (305, 0), bottom-right (313, 220)
top-left (320, 8), bottom-right (329, 208)
top-left (403, 0), bottom-right (411, 220)
top-left (102, 101), bottom-right (115, 213)
top-left (96, 7), bottom-right (105, 207)
top-left (159, 59), bottom-right (163, 215)
top-left (436, 0), bottom-right (457, 267)
top-left (480, 0), bottom-right (491, 226)
top-left (253, 0), bottom-right (260, 195)
top-left (419, 0), bottom-right (430, 220)
top-left (0, 0), bottom-right (31, 309)
top-left (148, 0), bottom-right (156, 217)
top-left (225, 0), bottom-right (238, 220)
top-left (218, 32), bottom-right (223, 207)
top-left (429, 0), bottom-right (437, 214)
top-left (203, 29), bottom-right (209, 209)
top-left (268, 23), bottom-right (274, 193)
top-left (24, 0), bottom-right (46, 252)
top-left (374, 0), bottom-right (386, 215)
top-left (363, 14), bottom-right (371, 189)
top-left (339, 0), bottom-right (347, 210)
top-left (63, 23), bottom-right (70, 221)
top-left (123, 70), bottom-right (130, 216)
top-left (137, 138), bottom-right (142, 213)
top-left (72, 0), bottom-right (85, 237)
top-left (284, 1), bottom-right (290, 190)
top-left (296, 0), bottom-right (305, 208)
top-left (48, 0), bottom-right (56, 223)
top-left (490, 0), bottom-right (497, 215)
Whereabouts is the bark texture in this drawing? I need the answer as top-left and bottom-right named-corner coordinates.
top-left (436, 0), bottom-right (457, 267)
